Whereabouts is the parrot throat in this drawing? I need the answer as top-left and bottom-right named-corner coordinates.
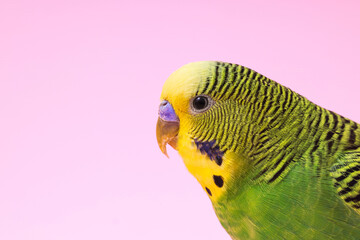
top-left (191, 138), bottom-right (228, 200)
top-left (178, 132), bottom-right (242, 202)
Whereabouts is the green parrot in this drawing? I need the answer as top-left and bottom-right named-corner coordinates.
top-left (156, 61), bottom-right (360, 239)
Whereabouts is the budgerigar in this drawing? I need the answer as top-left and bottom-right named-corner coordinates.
top-left (156, 61), bottom-right (360, 239)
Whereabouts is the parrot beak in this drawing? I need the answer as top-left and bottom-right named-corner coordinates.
top-left (156, 100), bottom-right (179, 158)
top-left (156, 118), bottom-right (179, 157)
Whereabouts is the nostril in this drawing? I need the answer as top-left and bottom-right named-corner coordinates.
top-left (159, 101), bottom-right (169, 113)
top-left (159, 100), bottom-right (179, 122)
top-left (160, 100), bottom-right (168, 108)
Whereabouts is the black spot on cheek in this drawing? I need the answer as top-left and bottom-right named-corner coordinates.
top-left (205, 187), bottom-right (212, 196)
top-left (215, 156), bottom-right (223, 166)
top-left (213, 175), bottom-right (224, 188)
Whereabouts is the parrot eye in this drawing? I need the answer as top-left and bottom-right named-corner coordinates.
top-left (191, 95), bottom-right (212, 113)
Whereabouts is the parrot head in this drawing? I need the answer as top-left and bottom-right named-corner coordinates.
top-left (156, 61), bottom-right (214, 157)
top-left (156, 61), bottom-right (255, 200)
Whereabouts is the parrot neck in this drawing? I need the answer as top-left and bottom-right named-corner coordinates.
top-left (234, 89), bottom-right (358, 187)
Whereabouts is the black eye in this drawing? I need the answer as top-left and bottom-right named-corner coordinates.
top-left (192, 96), bottom-right (209, 111)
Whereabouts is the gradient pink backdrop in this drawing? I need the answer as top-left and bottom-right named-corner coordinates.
top-left (1, 0), bottom-right (360, 239)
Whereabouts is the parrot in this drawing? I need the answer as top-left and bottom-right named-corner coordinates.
top-left (156, 61), bottom-right (360, 239)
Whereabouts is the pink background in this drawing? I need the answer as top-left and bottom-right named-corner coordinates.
top-left (1, 1), bottom-right (360, 239)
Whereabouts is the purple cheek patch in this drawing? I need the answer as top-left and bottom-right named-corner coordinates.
top-left (194, 139), bottom-right (225, 166)
top-left (159, 100), bottom-right (179, 122)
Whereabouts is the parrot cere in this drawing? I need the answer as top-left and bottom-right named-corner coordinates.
top-left (156, 61), bottom-right (360, 239)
